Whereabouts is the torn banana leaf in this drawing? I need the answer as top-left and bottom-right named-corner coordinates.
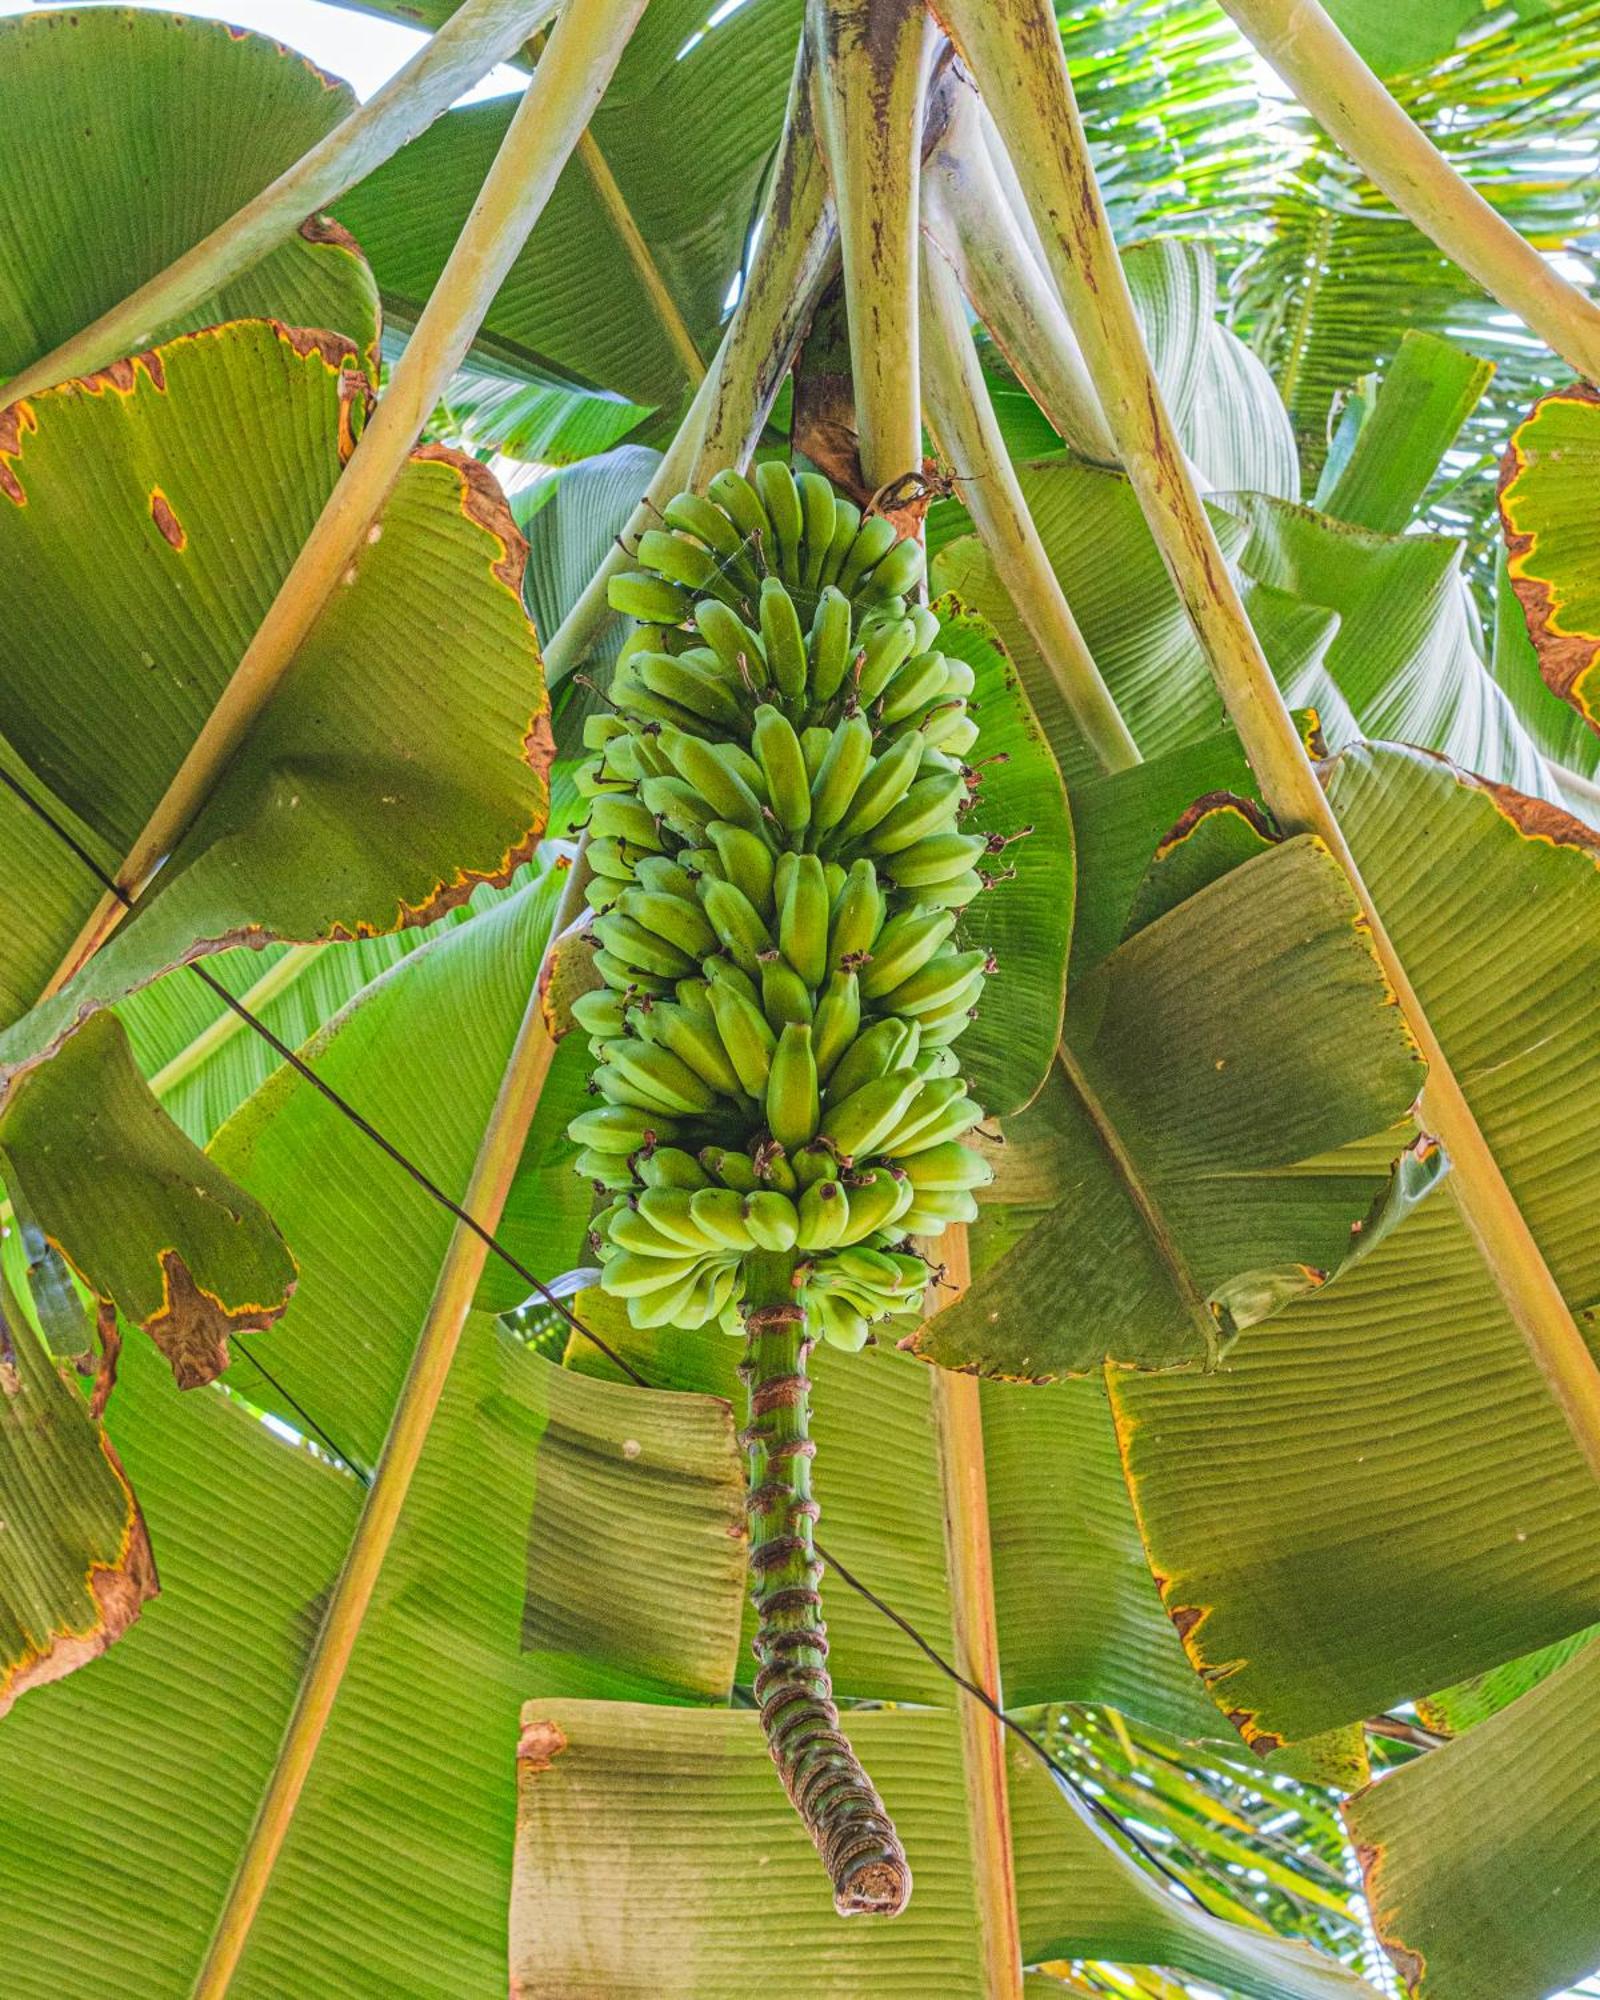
top-left (0, 1285), bottom-right (156, 1721)
top-left (912, 832), bottom-right (1426, 1378)
top-left (1110, 745), bottom-right (1600, 1745)
top-left (0, 9), bottom-right (378, 383)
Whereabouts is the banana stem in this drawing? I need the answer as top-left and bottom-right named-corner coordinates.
top-left (543, 37), bottom-right (836, 685)
top-left (806, 0), bottom-right (933, 491)
top-left (2, 0), bottom-right (561, 404)
top-left (921, 76), bottom-right (1113, 463)
top-left (738, 1251), bottom-right (911, 1917)
top-left (918, 241), bottom-right (1139, 774)
top-left (1218, 0), bottom-right (1600, 385)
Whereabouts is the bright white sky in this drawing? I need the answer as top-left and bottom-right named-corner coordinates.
top-left (0, 0), bottom-right (527, 101)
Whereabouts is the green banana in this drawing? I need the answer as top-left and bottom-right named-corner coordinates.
top-left (861, 770), bottom-right (967, 856)
top-left (838, 1166), bottom-right (913, 1244)
top-left (706, 977), bottom-right (776, 1096)
top-left (778, 853), bottom-right (831, 990)
top-left (639, 1146), bottom-right (711, 1191)
top-left (829, 730), bottom-right (924, 847)
top-left (809, 713), bottom-right (874, 834)
top-left (639, 1002), bottom-right (746, 1100)
top-left (818, 496), bottom-right (861, 588)
top-left (698, 876), bottom-right (773, 976)
top-left (607, 570), bottom-right (691, 624)
top-left (818, 1070), bottom-right (922, 1162)
top-left (760, 957), bottom-right (815, 1028)
top-left (797, 1177), bottom-right (850, 1250)
top-left (707, 820), bottom-right (775, 915)
top-left (743, 1188), bottom-right (800, 1252)
top-left (827, 859), bottom-right (886, 968)
top-left (859, 907), bottom-right (957, 999)
top-left (808, 586), bottom-right (853, 701)
top-left (810, 970), bottom-right (861, 1079)
top-left (659, 728), bottom-right (768, 832)
top-left (797, 471), bottom-right (835, 591)
top-left (633, 651), bottom-right (744, 727)
top-left (822, 1016), bottom-right (911, 1105)
top-left (706, 467), bottom-right (770, 546)
top-left (766, 1022), bottom-right (820, 1153)
top-left (695, 598), bottom-right (766, 686)
top-left (856, 617), bottom-right (918, 703)
top-left (663, 490), bottom-right (757, 582)
top-left (752, 704), bottom-right (811, 835)
top-left (836, 513), bottom-right (896, 594)
top-left (758, 574), bottom-right (808, 699)
top-left (755, 460), bottom-right (804, 581)
top-left (689, 1186), bottom-right (755, 1250)
top-left (617, 886), bottom-right (717, 960)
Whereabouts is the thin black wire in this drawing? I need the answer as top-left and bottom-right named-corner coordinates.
top-left (0, 764), bottom-right (1234, 1927)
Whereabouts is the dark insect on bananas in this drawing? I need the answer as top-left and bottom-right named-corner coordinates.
top-left (571, 462), bottom-right (1023, 1921)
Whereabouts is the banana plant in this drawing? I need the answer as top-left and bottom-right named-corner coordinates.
top-left (3, 1), bottom-right (1600, 1997)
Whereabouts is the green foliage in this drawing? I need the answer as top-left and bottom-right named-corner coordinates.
top-left (4, 1), bottom-right (1600, 1995)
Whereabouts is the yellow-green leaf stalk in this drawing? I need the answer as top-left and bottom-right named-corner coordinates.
top-left (569, 464), bottom-right (1017, 1915)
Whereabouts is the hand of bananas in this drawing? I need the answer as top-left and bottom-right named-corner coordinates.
top-left (569, 459), bottom-right (1010, 1349)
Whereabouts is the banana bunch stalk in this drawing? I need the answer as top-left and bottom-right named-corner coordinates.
top-left (569, 461), bottom-right (1016, 1917)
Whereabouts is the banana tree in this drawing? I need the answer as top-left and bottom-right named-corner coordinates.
top-left (3, 1), bottom-right (1600, 1997)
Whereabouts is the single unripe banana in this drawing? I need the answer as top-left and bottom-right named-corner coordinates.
top-left (752, 704), bottom-right (812, 835)
top-left (707, 467), bottom-right (770, 546)
top-left (836, 513), bottom-right (897, 594)
top-left (810, 714), bottom-right (875, 835)
top-left (797, 1177), bottom-right (851, 1250)
top-left (808, 587), bottom-right (854, 702)
top-left (797, 472), bottom-right (836, 591)
top-left (778, 854), bottom-right (831, 990)
top-left (759, 575), bottom-right (809, 700)
top-left (755, 460), bottom-right (804, 580)
top-left (766, 1022), bottom-right (820, 1153)
top-left (608, 570), bottom-right (691, 624)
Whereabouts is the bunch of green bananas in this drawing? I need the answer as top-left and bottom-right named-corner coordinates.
top-left (569, 459), bottom-right (1004, 1350)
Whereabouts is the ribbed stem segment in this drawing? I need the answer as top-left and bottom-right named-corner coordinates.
top-left (738, 1252), bottom-right (911, 1917)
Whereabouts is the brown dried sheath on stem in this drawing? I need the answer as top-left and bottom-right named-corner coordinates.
top-left (42, 0), bottom-right (650, 998)
top-left (935, 0), bottom-right (1600, 1487)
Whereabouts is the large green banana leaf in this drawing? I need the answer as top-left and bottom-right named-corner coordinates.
top-left (934, 445), bottom-right (1575, 815)
top-left (1313, 331), bottom-right (1492, 536)
top-left (1121, 240), bottom-right (1299, 501)
top-left (1110, 745), bottom-right (1600, 1746)
top-left (508, 1702), bottom-right (1376, 1998)
top-left (912, 832), bottom-right (1425, 1379)
top-left (0, 313), bottom-right (547, 1368)
top-left (1345, 1633), bottom-right (1600, 1999)
top-left (0, 849), bottom-right (1367, 1995)
top-left (336, 0), bottom-right (803, 410)
top-left (0, 10), bottom-right (379, 385)
top-left (0, 1265), bottom-right (154, 1720)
